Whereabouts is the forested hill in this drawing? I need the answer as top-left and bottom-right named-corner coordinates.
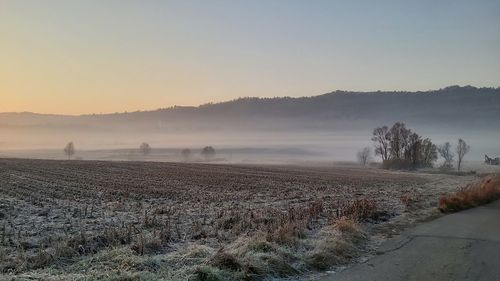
top-left (1, 86), bottom-right (499, 132)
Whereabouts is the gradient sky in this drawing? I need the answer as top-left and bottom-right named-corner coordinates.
top-left (1, 0), bottom-right (499, 115)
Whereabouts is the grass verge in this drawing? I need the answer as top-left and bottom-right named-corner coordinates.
top-left (439, 174), bottom-right (500, 212)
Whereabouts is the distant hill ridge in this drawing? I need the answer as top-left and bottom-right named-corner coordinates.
top-left (1, 85), bottom-right (499, 131)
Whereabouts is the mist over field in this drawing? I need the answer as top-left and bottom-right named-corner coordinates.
top-left (1, 86), bottom-right (499, 163)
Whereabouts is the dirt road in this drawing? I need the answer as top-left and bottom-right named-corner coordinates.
top-left (323, 200), bottom-right (500, 281)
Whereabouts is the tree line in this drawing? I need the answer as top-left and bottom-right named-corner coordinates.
top-left (363, 122), bottom-right (469, 171)
top-left (63, 142), bottom-right (217, 162)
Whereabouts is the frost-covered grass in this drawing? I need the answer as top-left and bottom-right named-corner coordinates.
top-left (0, 158), bottom-right (476, 280)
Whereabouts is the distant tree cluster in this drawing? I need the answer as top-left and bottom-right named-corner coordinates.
top-left (140, 142), bottom-right (151, 156)
top-left (371, 122), bottom-right (437, 169)
top-left (371, 122), bottom-right (470, 171)
top-left (201, 146), bottom-right (216, 161)
top-left (180, 147), bottom-right (216, 162)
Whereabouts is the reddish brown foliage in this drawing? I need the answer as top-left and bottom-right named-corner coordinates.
top-left (439, 174), bottom-right (500, 212)
top-left (339, 198), bottom-right (378, 221)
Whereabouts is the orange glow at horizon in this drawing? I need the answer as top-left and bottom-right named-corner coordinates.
top-left (1, 1), bottom-right (499, 115)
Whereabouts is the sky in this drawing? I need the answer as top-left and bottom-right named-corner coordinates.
top-left (1, 0), bottom-right (499, 115)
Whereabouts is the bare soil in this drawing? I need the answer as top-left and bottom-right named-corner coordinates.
top-left (0, 158), bottom-right (482, 280)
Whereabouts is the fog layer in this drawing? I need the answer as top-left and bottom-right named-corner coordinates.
top-left (1, 86), bottom-right (499, 162)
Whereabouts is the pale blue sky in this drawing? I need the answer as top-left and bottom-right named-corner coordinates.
top-left (1, 0), bottom-right (499, 114)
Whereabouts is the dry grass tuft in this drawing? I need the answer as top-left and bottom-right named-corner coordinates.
top-left (194, 265), bottom-right (244, 281)
top-left (202, 234), bottom-right (302, 279)
top-left (209, 249), bottom-right (242, 271)
top-left (306, 217), bottom-right (366, 270)
top-left (266, 222), bottom-right (305, 246)
top-left (341, 198), bottom-right (378, 221)
top-left (131, 234), bottom-right (163, 255)
top-left (335, 217), bottom-right (361, 235)
top-left (439, 174), bottom-right (500, 212)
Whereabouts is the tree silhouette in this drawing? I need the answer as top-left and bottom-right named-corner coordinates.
top-left (64, 142), bottom-right (75, 160)
top-left (456, 139), bottom-right (470, 171)
top-left (181, 148), bottom-right (192, 161)
top-left (201, 146), bottom-right (216, 161)
top-left (438, 142), bottom-right (454, 169)
top-left (140, 142), bottom-right (151, 156)
top-left (357, 147), bottom-right (371, 166)
top-left (371, 126), bottom-right (390, 161)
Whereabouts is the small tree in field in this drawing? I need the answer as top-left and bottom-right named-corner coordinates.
top-left (181, 148), bottom-right (192, 161)
top-left (201, 146), bottom-right (216, 161)
top-left (438, 142), bottom-right (454, 169)
top-left (140, 142), bottom-right (151, 156)
top-left (456, 138), bottom-right (470, 171)
top-left (64, 142), bottom-right (75, 160)
top-left (357, 147), bottom-right (371, 166)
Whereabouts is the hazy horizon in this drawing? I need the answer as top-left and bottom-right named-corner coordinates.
top-left (0, 84), bottom-right (497, 116)
top-left (1, 86), bottom-right (499, 163)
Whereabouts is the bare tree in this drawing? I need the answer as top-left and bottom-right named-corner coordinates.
top-left (181, 148), bottom-right (192, 161)
top-left (357, 147), bottom-right (371, 166)
top-left (371, 123), bottom-right (438, 169)
top-left (371, 126), bottom-right (390, 160)
top-left (64, 142), bottom-right (75, 160)
top-left (420, 138), bottom-right (438, 167)
top-left (139, 142), bottom-right (151, 156)
top-left (406, 132), bottom-right (421, 166)
top-left (438, 142), bottom-right (454, 169)
top-left (389, 122), bottom-right (411, 160)
top-left (201, 146), bottom-right (216, 161)
top-left (456, 138), bottom-right (470, 171)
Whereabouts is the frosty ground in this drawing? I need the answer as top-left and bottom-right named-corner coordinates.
top-left (0, 158), bottom-right (490, 280)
